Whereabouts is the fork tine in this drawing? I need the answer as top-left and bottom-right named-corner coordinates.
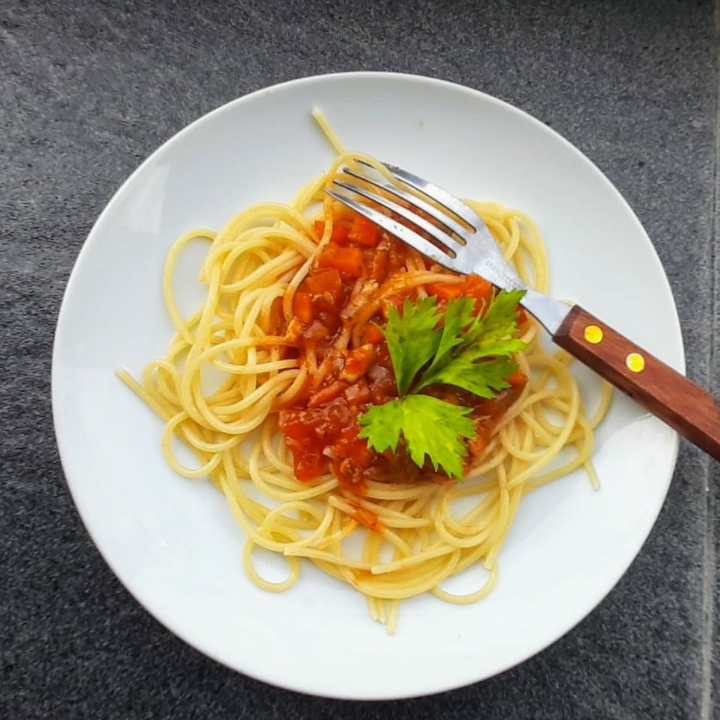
top-left (339, 166), bottom-right (469, 240)
top-left (331, 179), bottom-right (464, 252)
top-left (326, 190), bottom-right (458, 271)
top-left (381, 162), bottom-right (480, 228)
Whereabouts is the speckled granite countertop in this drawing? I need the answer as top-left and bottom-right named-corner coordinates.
top-left (1, 1), bottom-right (718, 717)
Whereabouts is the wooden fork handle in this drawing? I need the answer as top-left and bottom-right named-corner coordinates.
top-left (554, 305), bottom-right (720, 460)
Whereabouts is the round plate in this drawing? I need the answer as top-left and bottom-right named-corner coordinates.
top-left (52, 72), bottom-right (683, 700)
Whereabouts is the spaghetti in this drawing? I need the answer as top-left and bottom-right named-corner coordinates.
top-left (118, 140), bottom-right (611, 633)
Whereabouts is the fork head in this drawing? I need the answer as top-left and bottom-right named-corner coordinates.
top-left (326, 159), bottom-right (528, 293)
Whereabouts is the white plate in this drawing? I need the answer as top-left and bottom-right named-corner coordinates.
top-left (52, 72), bottom-right (683, 700)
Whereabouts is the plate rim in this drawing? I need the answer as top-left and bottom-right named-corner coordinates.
top-left (52, 70), bottom-right (683, 699)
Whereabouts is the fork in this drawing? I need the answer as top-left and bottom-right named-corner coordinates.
top-left (328, 161), bottom-right (720, 461)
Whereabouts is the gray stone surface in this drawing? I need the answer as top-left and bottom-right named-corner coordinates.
top-left (1, 0), bottom-right (717, 717)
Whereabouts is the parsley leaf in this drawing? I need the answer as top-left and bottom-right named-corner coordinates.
top-left (383, 297), bottom-right (441, 396)
top-left (464, 288), bottom-right (526, 345)
top-left (417, 289), bottom-right (526, 396)
top-left (427, 296), bottom-right (476, 372)
top-left (358, 395), bottom-right (475, 478)
top-left (418, 355), bottom-right (521, 399)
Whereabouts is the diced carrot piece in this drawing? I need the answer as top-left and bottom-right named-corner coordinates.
top-left (461, 274), bottom-right (494, 309)
top-left (506, 369), bottom-right (527, 387)
top-left (517, 307), bottom-right (528, 326)
top-left (317, 243), bottom-right (365, 277)
top-left (426, 281), bottom-right (464, 300)
top-left (313, 220), bottom-right (325, 237)
top-left (330, 222), bottom-right (352, 245)
top-left (304, 268), bottom-right (342, 297)
top-left (362, 323), bottom-right (384, 345)
top-left (349, 215), bottom-right (379, 247)
top-left (293, 291), bottom-right (313, 324)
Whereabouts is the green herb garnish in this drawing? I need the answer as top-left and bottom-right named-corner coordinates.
top-left (358, 289), bottom-right (527, 478)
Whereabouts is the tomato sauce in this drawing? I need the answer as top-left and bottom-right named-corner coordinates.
top-left (277, 207), bottom-right (526, 490)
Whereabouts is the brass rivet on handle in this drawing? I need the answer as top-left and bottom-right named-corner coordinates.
top-left (626, 353), bottom-right (645, 372)
top-left (584, 325), bottom-right (604, 344)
